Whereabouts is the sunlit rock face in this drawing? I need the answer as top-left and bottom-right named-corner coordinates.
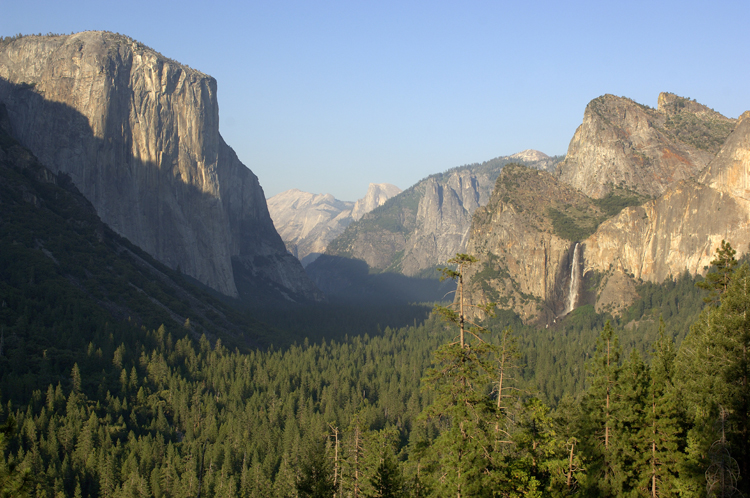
top-left (0, 31), bottom-right (319, 301)
top-left (462, 97), bottom-right (748, 324)
top-left (461, 164), bottom-right (602, 322)
top-left (557, 93), bottom-right (735, 199)
top-left (585, 110), bottom-right (750, 285)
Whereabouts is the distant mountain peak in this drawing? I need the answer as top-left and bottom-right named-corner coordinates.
top-left (351, 183), bottom-right (402, 221)
top-left (268, 183), bottom-right (401, 266)
top-left (510, 149), bottom-right (549, 162)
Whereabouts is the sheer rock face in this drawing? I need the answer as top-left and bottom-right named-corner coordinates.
top-left (267, 183), bottom-right (400, 267)
top-left (700, 111), bottom-right (750, 201)
top-left (399, 168), bottom-right (496, 276)
top-left (585, 110), bottom-right (750, 284)
top-left (462, 105), bottom-right (749, 324)
top-left (557, 93), bottom-right (735, 199)
top-left (0, 32), bottom-right (318, 301)
top-left (313, 153), bottom-right (558, 282)
top-left (463, 164), bottom-right (603, 321)
top-left (583, 181), bottom-right (750, 283)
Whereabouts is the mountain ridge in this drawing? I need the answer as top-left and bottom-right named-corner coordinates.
top-left (306, 152), bottom-right (561, 301)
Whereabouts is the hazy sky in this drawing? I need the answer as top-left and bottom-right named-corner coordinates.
top-left (3, 1), bottom-right (749, 201)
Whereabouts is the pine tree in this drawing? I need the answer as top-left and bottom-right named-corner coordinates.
top-left (0, 417), bottom-right (32, 498)
top-left (296, 437), bottom-right (334, 498)
top-left (643, 319), bottom-right (683, 498)
top-left (421, 253), bottom-right (502, 497)
top-left (611, 349), bottom-right (649, 496)
top-left (579, 321), bottom-right (621, 496)
top-left (677, 262), bottom-right (750, 495)
top-left (697, 240), bottom-right (737, 305)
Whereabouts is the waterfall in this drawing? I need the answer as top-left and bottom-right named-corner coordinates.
top-left (566, 243), bottom-right (581, 314)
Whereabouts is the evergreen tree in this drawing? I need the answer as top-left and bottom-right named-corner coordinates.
top-left (297, 437), bottom-right (335, 498)
top-left (421, 254), bottom-right (500, 497)
top-left (0, 417), bottom-right (32, 497)
top-left (643, 319), bottom-right (684, 498)
top-left (697, 240), bottom-right (738, 305)
top-left (579, 321), bottom-right (621, 496)
top-left (677, 262), bottom-right (750, 495)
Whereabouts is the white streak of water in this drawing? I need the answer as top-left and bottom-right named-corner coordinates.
top-left (567, 243), bottom-right (581, 314)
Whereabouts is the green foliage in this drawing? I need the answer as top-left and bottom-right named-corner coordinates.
top-left (663, 108), bottom-right (736, 153)
top-left (676, 261), bottom-right (750, 494)
top-left (547, 185), bottom-right (647, 242)
top-left (696, 239), bottom-right (737, 304)
top-left (592, 184), bottom-right (649, 217)
top-left (546, 207), bottom-right (601, 242)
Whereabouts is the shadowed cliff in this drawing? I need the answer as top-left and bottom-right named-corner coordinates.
top-left (0, 32), bottom-right (320, 304)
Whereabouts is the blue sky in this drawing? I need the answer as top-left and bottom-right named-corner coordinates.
top-left (3, 1), bottom-right (749, 201)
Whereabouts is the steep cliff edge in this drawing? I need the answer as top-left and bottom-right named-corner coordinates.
top-left (463, 100), bottom-right (748, 323)
top-left (557, 93), bottom-right (735, 199)
top-left (584, 110), bottom-right (750, 286)
top-left (311, 152), bottom-right (559, 280)
top-left (0, 32), bottom-right (319, 302)
top-left (462, 164), bottom-right (607, 321)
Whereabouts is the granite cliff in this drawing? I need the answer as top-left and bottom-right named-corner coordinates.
top-left (462, 164), bottom-right (609, 321)
top-left (267, 183), bottom-right (400, 267)
top-left (464, 95), bottom-right (746, 323)
top-left (0, 32), bottom-right (319, 303)
top-left (305, 152), bottom-right (561, 302)
top-left (557, 93), bottom-right (735, 199)
top-left (584, 111), bottom-right (750, 288)
top-left (0, 102), bottom-right (274, 345)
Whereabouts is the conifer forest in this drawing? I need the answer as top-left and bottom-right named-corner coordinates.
top-left (1, 237), bottom-right (748, 497)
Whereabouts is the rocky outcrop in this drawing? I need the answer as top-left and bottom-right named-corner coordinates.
top-left (267, 183), bottom-right (400, 266)
top-left (313, 152), bottom-right (559, 281)
top-left (584, 110), bottom-right (750, 285)
top-left (510, 150), bottom-right (557, 172)
top-left (399, 168), bottom-right (499, 276)
top-left (700, 111), bottom-right (750, 202)
top-left (462, 164), bottom-right (605, 321)
top-left (557, 93), bottom-right (735, 199)
top-left (462, 99), bottom-right (748, 323)
top-left (0, 32), bottom-right (319, 302)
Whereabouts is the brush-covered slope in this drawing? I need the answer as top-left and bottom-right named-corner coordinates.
top-left (0, 32), bottom-right (318, 303)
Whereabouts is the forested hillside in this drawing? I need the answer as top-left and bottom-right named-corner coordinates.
top-left (1, 233), bottom-right (747, 496)
top-left (2, 95), bottom-right (748, 496)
